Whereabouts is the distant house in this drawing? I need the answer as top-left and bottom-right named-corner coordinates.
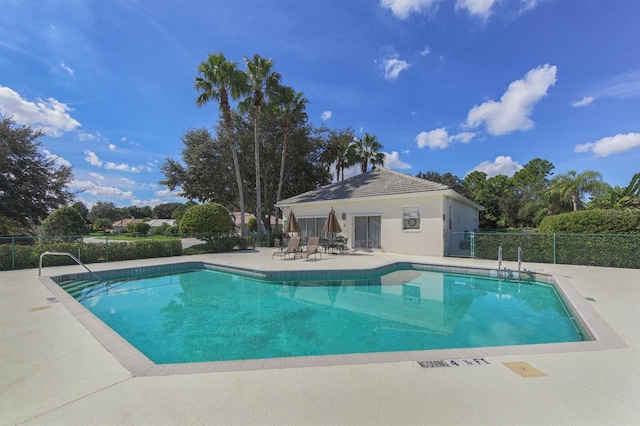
top-left (111, 218), bottom-right (144, 234)
top-left (230, 212), bottom-right (278, 233)
top-left (146, 219), bottom-right (176, 229)
top-left (276, 168), bottom-right (483, 257)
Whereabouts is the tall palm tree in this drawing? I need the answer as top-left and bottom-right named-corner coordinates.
top-left (274, 85), bottom-right (307, 212)
top-left (242, 54), bottom-right (281, 241)
top-left (194, 52), bottom-right (249, 235)
top-left (354, 133), bottom-right (384, 173)
top-left (547, 170), bottom-right (609, 212)
top-left (327, 129), bottom-right (357, 181)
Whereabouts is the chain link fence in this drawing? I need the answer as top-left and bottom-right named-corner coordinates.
top-left (445, 231), bottom-right (640, 269)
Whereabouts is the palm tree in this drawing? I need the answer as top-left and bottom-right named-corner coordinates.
top-left (354, 133), bottom-right (385, 173)
top-left (327, 129), bottom-right (357, 181)
top-left (370, 151), bottom-right (385, 170)
top-left (242, 54), bottom-right (281, 241)
top-left (274, 85), bottom-right (307, 213)
top-left (194, 52), bottom-right (249, 235)
top-left (547, 170), bottom-right (609, 212)
top-left (590, 172), bottom-right (639, 209)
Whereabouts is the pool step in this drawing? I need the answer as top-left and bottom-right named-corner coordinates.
top-left (59, 280), bottom-right (101, 299)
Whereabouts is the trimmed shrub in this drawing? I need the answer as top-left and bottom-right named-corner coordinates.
top-left (538, 210), bottom-right (640, 234)
top-left (179, 203), bottom-right (233, 247)
top-left (126, 222), bottom-right (151, 235)
top-left (41, 207), bottom-right (87, 241)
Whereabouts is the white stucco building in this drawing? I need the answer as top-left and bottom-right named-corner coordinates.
top-left (276, 168), bottom-right (483, 257)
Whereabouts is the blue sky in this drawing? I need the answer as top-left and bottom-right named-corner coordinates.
top-left (1, 0), bottom-right (639, 208)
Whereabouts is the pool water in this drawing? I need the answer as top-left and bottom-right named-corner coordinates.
top-left (74, 268), bottom-right (585, 364)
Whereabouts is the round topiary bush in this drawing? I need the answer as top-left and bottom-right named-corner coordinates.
top-left (41, 206), bottom-right (88, 241)
top-left (179, 203), bottom-right (233, 246)
top-left (538, 209), bottom-right (640, 234)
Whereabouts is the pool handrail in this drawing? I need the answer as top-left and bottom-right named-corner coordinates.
top-left (39, 251), bottom-right (103, 282)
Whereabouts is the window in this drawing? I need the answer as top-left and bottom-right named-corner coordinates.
top-left (403, 206), bottom-right (420, 230)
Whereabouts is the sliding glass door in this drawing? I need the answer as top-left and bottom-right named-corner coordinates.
top-left (354, 216), bottom-right (381, 249)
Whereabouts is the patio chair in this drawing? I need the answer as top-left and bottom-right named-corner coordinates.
top-left (337, 237), bottom-right (348, 254)
top-left (272, 236), bottom-right (300, 259)
top-left (294, 236), bottom-right (321, 261)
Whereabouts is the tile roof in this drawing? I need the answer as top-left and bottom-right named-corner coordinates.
top-left (278, 168), bottom-right (450, 205)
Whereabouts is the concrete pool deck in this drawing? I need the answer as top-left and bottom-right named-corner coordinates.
top-left (1, 250), bottom-right (639, 425)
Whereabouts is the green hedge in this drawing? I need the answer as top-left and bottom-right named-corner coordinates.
top-left (538, 210), bottom-right (640, 234)
top-left (0, 239), bottom-right (183, 271)
top-left (0, 233), bottom-right (259, 270)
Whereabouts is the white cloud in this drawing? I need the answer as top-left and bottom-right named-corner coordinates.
top-left (120, 177), bottom-right (136, 185)
top-left (155, 188), bottom-right (185, 199)
top-left (415, 128), bottom-right (476, 149)
top-left (71, 180), bottom-right (134, 199)
top-left (418, 46), bottom-right (431, 56)
top-left (321, 111), bottom-right (332, 121)
top-left (84, 149), bottom-right (102, 167)
top-left (519, 0), bottom-right (540, 13)
top-left (0, 85), bottom-right (80, 137)
top-left (105, 162), bottom-right (134, 172)
top-left (43, 150), bottom-right (72, 168)
top-left (342, 165), bottom-right (361, 180)
top-left (455, 0), bottom-right (499, 19)
top-left (468, 156), bottom-right (523, 177)
top-left (380, 0), bottom-right (443, 19)
top-left (78, 132), bottom-right (98, 142)
top-left (108, 143), bottom-right (117, 151)
top-left (59, 61), bottom-right (74, 75)
top-left (89, 172), bottom-right (105, 181)
top-left (450, 131), bottom-right (475, 143)
top-left (380, 57), bottom-right (410, 81)
top-left (596, 70), bottom-right (640, 99)
top-left (574, 132), bottom-right (640, 157)
top-left (416, 128), bottom-right (450, 149)
top-left (382, 151), bottom-right (411, 169)
top-left (464, 64), bottom-right (557, 135)
top-left (571, 96), bottom-right (594, 107)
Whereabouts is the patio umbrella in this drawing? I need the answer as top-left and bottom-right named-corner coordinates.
top-left (322, 208), bottom-right (342, 234)
top-left (284, 210), bottom-right (301, 234)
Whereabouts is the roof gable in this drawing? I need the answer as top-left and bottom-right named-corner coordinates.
top-left (278, 168), bottom-right (450, 205)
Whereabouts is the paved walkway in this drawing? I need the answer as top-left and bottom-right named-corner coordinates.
top-left (1, 250), bottom-right (639, 425)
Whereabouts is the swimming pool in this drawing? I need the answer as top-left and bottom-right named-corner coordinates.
top-left (56, 263), bottom-right (587, 365)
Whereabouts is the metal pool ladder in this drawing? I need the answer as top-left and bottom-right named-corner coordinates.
top-left (38, 251), bottom-right (103, 282)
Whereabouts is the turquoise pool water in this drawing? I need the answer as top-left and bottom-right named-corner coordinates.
top-left (72, 268), bottom-right (585, 364)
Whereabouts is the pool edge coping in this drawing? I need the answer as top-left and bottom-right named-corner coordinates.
top-left (40, 260), bottom-right (628, 377)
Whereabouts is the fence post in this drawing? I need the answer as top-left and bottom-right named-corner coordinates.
top-left (470, 232), bottom-right (476, 259)
top-left (553, 233), bottom-right (557, 264)
top-left (105, 234), bottom-right (109, 262)
top-left (11, 236), bottom-right (15, 270)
